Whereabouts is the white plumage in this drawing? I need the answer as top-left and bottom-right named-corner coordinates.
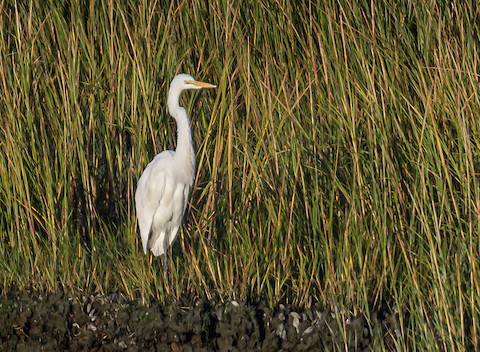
top-left (135, 74), bottom-right (215, 263)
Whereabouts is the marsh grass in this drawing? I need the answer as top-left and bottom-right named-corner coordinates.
top-left (1, 0), bottom-right (479, 349)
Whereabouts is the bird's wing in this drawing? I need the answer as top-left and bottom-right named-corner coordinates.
top-left (135, 151), bottom-right (174, 253)
top-left (146, 180), bottom-right (189, 256)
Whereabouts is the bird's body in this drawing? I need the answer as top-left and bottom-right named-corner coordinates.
top-left (135, 150), bottom-right (192, 257)
top-left (135, 74), bottom-right (215, 262)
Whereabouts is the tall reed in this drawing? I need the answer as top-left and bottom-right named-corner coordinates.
top-left (0, 0), bottom-right (478, 349)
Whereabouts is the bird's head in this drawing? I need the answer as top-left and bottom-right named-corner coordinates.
top-left (167, 74), bottom-right (216, 115)
top-left (170, 73), bottom-right (216, 92)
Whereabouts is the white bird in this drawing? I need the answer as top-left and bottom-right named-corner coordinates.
top-left (135, 73), bottom-right (216, 269)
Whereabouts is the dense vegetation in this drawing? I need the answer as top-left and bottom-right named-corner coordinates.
top-left (1, 1), bottom-right (479, 349)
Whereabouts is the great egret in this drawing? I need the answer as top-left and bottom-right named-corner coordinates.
top-left (135, 73), bottom-right (216, 269)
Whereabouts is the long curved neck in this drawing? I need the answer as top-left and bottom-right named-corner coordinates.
top-left (172, 109), bottom-right (194, 159)
top-left (168, 91), bottom-right (196, 184)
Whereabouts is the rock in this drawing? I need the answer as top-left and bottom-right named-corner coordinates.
top-left (0, 290), bottom-right (400, 351)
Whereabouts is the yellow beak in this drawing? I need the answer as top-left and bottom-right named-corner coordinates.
top-left (185, 80), bottom-right (216, 88)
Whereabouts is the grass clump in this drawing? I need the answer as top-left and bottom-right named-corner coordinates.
top-left (0, 0), bottom-right (479, 350)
